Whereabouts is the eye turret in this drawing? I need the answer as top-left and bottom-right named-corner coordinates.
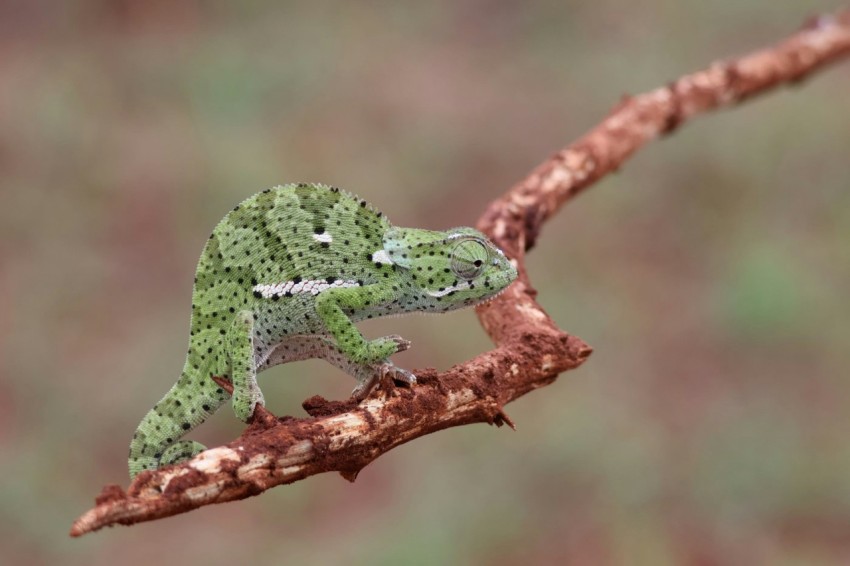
top-left (450, 238), bottom-right (489, 280)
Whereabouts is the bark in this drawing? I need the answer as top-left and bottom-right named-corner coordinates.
top-left (71, 9), bottom-right (850, 537)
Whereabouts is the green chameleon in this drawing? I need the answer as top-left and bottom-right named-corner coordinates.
top-left (129, 183), bottom-right (517, 478)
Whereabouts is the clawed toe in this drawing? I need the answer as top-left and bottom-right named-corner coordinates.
top-left (350, 361), bottom-right (417, 401)
top-left (351, 374), bottom-right (379, 401)
top-left (389, 366), bottom-right (416, 385)
top-left (387, 334), bottom-right (411, 353)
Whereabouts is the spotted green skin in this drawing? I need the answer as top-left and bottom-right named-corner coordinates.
top-left (129, 183), bottom-right (517, 478)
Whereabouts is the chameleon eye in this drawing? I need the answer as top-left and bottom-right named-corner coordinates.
top-left (450, 239), bottom-right (488, 280)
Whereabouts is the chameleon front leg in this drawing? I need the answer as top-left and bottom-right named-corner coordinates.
top-left (314, 285), bottom-right (415, 398)
top-left (315, 284), bottom-right (408, 364)
top-left (260, 334), bottom-right (416, 400)
top-left (228, 310), bottom-right (264, 422)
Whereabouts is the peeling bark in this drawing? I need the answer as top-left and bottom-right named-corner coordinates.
top-left (72, 9), bottom-right (850, 537)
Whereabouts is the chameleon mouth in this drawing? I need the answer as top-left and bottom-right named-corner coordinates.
top-left (476, 280), bottom-right (515, 306)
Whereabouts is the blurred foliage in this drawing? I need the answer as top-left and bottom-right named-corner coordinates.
top-left (1, 1), bottom-right (849, 564)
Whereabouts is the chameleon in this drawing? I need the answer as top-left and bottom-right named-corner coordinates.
top-left (128, 183), bottom-right (517, 478)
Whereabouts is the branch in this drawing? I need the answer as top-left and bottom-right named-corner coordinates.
top-left (71, 9), bottom-right (850, 537)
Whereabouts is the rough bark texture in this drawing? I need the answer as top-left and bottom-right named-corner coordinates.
top-left (71, 9), bottom-right (850, 537)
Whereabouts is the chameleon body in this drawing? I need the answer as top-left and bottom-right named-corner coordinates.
top-left (129, 183), bottom-right (517, 478)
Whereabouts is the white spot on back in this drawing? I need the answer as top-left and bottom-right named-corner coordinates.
top-left (372, 249), bottom-right (393, 265)
top-left (313, 232), bottom-right (333, 243)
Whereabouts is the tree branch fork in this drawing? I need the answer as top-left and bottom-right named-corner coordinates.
top-left (72, 9), bottom-right (850, 536)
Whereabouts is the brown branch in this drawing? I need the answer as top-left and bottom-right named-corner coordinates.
top-left (71, 9), bottom-right (850, 537)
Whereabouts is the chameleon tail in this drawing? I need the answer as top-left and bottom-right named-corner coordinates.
top-left (128, 370), bottom-right (226, 479)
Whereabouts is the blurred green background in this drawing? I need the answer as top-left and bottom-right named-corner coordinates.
top-left (2, 1), bottom-right (849, 564)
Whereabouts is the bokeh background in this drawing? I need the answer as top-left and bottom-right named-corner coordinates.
top-left (2, 1), bottom-right (849, 564)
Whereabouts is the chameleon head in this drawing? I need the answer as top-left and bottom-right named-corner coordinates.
top-left (383, 226), bottom-right (518, 312)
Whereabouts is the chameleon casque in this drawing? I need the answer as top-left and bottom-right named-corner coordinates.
top-left (129, 183), bottom-right (517, 478)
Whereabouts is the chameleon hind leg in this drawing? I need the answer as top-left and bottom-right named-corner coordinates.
top-left (127, 370), bottom-right (226, 478)
top-left (229, 310), bottom-right (264, 422)
top-left (260, 334), bottom-right (415, 400)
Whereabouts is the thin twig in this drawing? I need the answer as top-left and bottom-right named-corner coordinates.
top-left (71, 9), bottom-right (850, 537)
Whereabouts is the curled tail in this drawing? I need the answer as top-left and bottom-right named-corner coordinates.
top-left (128, 370), bottom-right (228, 479)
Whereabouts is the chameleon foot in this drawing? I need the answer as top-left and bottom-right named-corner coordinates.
top-left (361, 334), bottom-right (411, 363)
top-left (386, 334), bottom-right (412, 353)
top-left (233, 386), bottom-right (265, 423)
top-left (387, 364), bottom-right (416, 385)
top-left (351, 360), bottom-right (416, 401)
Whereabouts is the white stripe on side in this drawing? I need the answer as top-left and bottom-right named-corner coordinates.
top-left (253, 278), bottom-right (360, 298)
top-left (426, 281), bottom-right (470, 297)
